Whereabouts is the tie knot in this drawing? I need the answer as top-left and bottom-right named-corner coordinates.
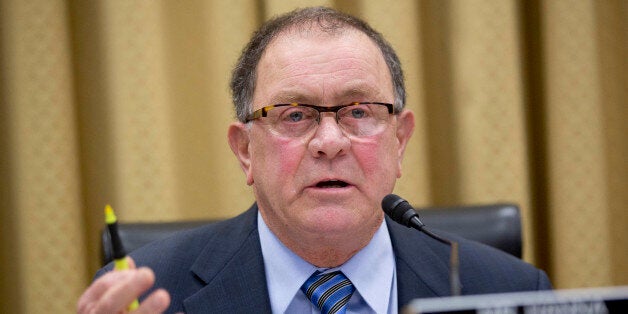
top-left (301, 271), bottom-right (355, 314)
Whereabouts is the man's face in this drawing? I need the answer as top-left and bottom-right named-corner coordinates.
top-left (229, 28), bottom-right (414, 243)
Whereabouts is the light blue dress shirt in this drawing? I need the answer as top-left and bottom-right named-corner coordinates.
top-left (258, 211), bottom-right (398, 314)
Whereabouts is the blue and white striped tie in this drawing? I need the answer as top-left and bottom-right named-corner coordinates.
top-left (301, 271), bottom-right (355, 314)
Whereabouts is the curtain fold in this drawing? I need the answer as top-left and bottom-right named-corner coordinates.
top-left (1, 0), bottom-right (625, 312)
top-left (0, 1), bottom-right (87, 312)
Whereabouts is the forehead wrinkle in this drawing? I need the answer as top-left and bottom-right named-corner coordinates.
top-left (268, 63), bottom-right (385, 100)
top-left (278, 54), bottom-right (378, 78)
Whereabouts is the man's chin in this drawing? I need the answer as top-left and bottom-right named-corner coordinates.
top-left (300, 207), bottom-right (376, 232)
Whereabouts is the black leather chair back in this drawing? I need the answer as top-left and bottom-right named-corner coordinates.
top-left (101, 203), bottom-right (522, 265)
top-left (419, 203), bottom-right (522, 258)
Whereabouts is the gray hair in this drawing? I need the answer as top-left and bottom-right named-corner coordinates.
top-left (230, 6), bottom-right (406, 122)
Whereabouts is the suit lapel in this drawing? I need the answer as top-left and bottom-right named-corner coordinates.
top-left (386, 217), bottom-right (452, 307)
top-left (183, 205), bottom-right (272, 313)
top-left (179, 208), bottom-right (453, 312)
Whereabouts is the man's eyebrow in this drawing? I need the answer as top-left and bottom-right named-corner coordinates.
top-left (268, 88), bottom-right (321, 103)
top-left (269, 93), bottom-right (311, 104)
top-left (334, 84), bottom-right (387, 102)
top-left (338, 88), bottom-right (374, 99)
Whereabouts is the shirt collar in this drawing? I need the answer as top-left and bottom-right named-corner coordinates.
top-left (258, 211), bottom-right (395, 314)
top-left (341, 218), bottom-right (395, 314)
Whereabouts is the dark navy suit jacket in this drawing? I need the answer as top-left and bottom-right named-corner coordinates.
top-left (97, 204), bottom-right (551, 313)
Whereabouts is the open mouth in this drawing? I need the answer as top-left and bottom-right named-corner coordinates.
top-left (315, 180), bottom-right (349, 188)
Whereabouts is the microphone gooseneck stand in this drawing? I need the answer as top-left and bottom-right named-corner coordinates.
top-left (382, 194), bottom-right (462, 297)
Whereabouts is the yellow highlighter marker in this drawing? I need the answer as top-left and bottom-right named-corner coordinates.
top-left (105, 205), bottom-right (140, 311)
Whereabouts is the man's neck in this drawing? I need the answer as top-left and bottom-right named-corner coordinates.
top-left (262, 215), bottom-right (382, 267)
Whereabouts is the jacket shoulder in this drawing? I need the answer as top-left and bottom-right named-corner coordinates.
top-left (454, 234), bottom-right (552, 292)
top-left (387, 217), bottom-right (551, 299)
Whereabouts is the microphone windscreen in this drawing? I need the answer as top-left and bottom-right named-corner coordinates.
top-left (381, 194), bottom-right (414, 225)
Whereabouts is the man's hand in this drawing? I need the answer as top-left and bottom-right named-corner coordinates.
top-left (77, 257), bottom-right (170, 314)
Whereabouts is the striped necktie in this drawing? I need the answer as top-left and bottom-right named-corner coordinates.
top-left (301, 270), bottom-right (355, 314)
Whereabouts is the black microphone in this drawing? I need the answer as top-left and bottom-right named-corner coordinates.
top-left (382, 194), bottom-right (426, 230)
top-left (382, 194), bottom-right (462, 296)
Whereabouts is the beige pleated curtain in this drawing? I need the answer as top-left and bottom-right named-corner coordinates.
top-left (1, 1), bottom-right (626, 313)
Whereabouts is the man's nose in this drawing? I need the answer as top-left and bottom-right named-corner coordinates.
top-left (307, 114), bottom-right (350, 159)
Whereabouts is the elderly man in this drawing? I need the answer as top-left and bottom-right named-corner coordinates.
top-left (78, 7), bottom-right (551, 314)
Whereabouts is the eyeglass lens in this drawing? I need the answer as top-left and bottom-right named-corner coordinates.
top-left (264, 103), bottom-right (391, 137)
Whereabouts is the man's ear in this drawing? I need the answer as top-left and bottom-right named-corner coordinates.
top-left (395, 109), bottom-right (415, 178)
top-left (227, 122), bottom-right (254, 185)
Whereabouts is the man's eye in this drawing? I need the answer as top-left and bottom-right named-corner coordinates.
top-left (350, 108), bottom-right (366, 119)
top-left (288, 111), bottom-right (304, 122)
top-left (280, 108), bottom-right (312, 122)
